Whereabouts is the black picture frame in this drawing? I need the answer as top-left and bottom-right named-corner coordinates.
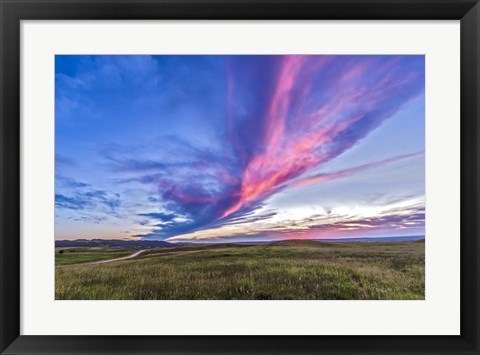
top-left (1, 0), bottom-right (479, 354)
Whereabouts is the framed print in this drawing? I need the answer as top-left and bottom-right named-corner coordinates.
top-left (0, 0), bottom-right (479, 354)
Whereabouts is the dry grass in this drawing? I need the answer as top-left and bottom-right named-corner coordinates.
top-left (55, 240), bottom-right (424, 300)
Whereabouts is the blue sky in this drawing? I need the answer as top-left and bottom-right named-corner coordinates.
top-left (55, 55), bottom-right (425, 242)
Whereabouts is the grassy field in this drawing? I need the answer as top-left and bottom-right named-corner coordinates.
top-left (55, 240), bottom-right (424, 300)
top-left (55, 247), bottom-right (133, 266)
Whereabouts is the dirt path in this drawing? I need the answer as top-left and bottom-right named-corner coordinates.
top-left (90, 247), bottom-right (227, 265)
top-left (92, 249), bottom-right (147, 264)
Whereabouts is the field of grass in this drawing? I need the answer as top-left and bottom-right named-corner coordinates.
top-left (55, 247), bottom-right (133, 266)
top-left (55, 240), bottom-right (424, 300)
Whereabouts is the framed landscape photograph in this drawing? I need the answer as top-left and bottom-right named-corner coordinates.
top-left (1, 0), bottom-right (479, 354)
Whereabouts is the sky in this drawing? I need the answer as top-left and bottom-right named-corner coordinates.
top-left (55, 55), bottom-right (425, 243)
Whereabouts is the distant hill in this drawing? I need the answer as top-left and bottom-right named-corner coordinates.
top-left (312, 235), bottom-right (425, 243)
top-left (55, 239), bottom-right (185, 249)
top-left (56, 235), bottom-right (425, 249)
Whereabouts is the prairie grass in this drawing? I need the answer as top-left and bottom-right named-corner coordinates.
top-left (55, 240), bottom-right (424, 300)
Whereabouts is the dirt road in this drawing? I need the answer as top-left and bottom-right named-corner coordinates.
top-left (92, 249), bottom-right (147, 264)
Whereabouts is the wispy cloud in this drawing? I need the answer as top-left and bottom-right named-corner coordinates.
top-left (55, 189), bottom-right (121, 212)
top-left (167, 199), bottom-right (425, 242)
top-left (287, 151), bottom-right (424, 188)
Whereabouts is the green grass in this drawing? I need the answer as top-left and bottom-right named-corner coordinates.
top-left (55, 240), bottom-right (424, 300)
top-left (55, 247), bottom-right (133, 266)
